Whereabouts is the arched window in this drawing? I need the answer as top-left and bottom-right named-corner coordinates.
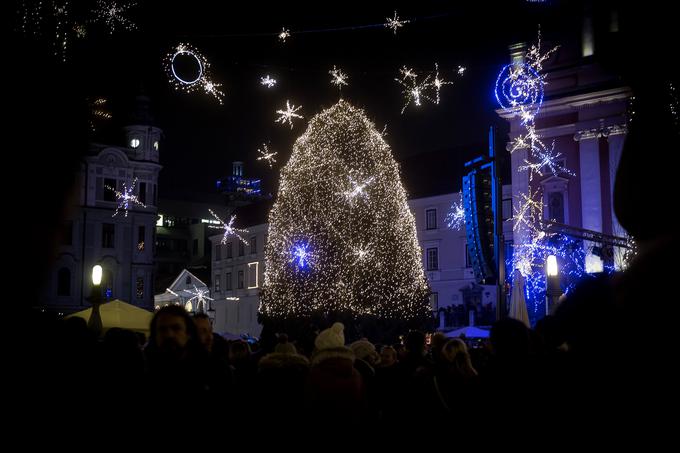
top-left (57, 268), bottom-right (71, 296)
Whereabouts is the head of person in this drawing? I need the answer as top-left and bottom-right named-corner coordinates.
top-left (150, 305), bottom-right (197, 357)
top-left (193, 313), bottom-right (214, 352)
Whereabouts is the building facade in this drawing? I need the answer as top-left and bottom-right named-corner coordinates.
top-left (210, 221), bottom-right (267, 336)
top-left (154, 195), bottom-right (230, 294)
top-left (43, 97), bottom-right (162, 313)
top-left (498, 12), bottom-right (632, 272)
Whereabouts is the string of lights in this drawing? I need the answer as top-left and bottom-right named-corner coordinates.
top-left (180, 11), bottom-right (452, 39)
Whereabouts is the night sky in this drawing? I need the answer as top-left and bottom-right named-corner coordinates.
top-left (19, 0), bottom-right (623, 198)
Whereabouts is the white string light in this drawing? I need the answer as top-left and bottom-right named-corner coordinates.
top-left (256, 143), bottom-right (278, 168)
top-left (164, 43), bottom-right (225, 104)
top-left (106, 177), bottom-right (146, 217)
top-left (385, 10), bottom-right (409, 34)
top-left (208, 209), bottom-right (249, 245)
top-left (275, 100), bottom-right (304, 129)
top-left (329, 65), bottom-right (349, 91)
top-left (91, 0), bottom-right (137, 35)
top-left (260, 75), bottom-right (277, 88)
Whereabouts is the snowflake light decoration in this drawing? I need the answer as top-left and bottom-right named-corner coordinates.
top-left (208, 209), bottom-right (249, 245)
top-left (275, 100), bottom-right (304, 129)
top-left (278, 27), bottom-right (290, 42)
top-left (106, 177), bottom-right (146, 217)
top-left (256, 143), bottom-right (278, 168)
top-left (445, 193), bottom-right (465, 230)
top-left (260, 75), bottom-right (277, 88)
top-left (329, 65), bottom-right (349, 91)
top-left (385, 11), bottom-right (409, 34)
top-left (91, 0), bottom-right (136, 34)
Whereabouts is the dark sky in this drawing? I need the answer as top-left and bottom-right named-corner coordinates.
top-left (19, 0), bottom-right (612, 197)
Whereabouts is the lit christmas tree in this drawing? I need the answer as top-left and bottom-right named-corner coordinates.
top-left (260, 100), bottom-right (431, 338)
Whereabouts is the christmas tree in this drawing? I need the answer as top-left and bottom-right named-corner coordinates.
top-left (260, 100), bottom-right (431, 338)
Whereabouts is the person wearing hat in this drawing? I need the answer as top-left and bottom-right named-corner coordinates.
top-left (305, 322), bottom-right (365, 422)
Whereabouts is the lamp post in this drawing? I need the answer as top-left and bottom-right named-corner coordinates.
top-left (545, 255), bottom-right (561, 315)
top-left (87, 265), bottom-right (104, 337)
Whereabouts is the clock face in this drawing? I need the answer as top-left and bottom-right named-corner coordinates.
top-left (130, 138), bottom-right (140, 149)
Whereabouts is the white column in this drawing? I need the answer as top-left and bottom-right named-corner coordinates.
top-left (607, 126), bottom-right (627, 237)
top-left (576, 130), bottom-right (603, 233)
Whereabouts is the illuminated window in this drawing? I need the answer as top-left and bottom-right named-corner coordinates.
top-left (153, 141), bottom-right (159, 151)
top-left (130, 138), bottom-right (140, 148)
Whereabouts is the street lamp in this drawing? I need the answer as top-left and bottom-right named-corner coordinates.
top-left (87, 265), bottom-right (104, 337)
top-left (545, 255), bottom-right (561, 315)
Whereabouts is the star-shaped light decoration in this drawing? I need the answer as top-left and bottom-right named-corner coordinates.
top-left (329, 65), bottom-right (349, 91)
top-left (278, 27), bottom-right (290, 42)
top-left (385, 10), bottom-right (409, 34)
top-left (208, 209), bottom-right (249, 245)
top-left (275, 100), bottom-right (304, 129)
top-left (91, 0), bottom-right (137, 35)
top-left (256, 143), bottom-right (278, 168)
top-left (260, 75), bottom-right (277, 88)
top-left (106, 177), bottom-right (146, 217)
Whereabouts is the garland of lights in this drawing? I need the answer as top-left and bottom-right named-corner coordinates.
top-left (165, 43), bottom-right (225, 104)
top-left (495, 31), bottom-right (585, 318)
top-left (53, 0), bottom-right (70, 61)
top-left (260, 99), bottom-right (431, 321)
top-left (19, 0), bottom-right (43, 36)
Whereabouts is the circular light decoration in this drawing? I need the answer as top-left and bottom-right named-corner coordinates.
top-left (165, 43), bottom-right (224, 104)
top-left (495, 63), bottom-right (544, 117)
